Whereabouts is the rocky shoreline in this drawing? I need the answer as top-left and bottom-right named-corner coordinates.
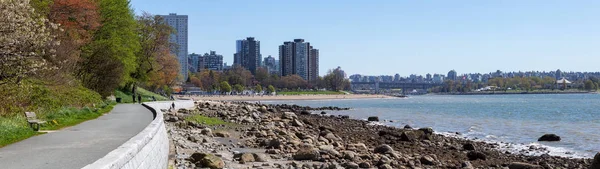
top-left (165, 101), bottom-right (597, 169)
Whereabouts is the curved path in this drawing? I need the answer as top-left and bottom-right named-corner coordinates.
top-left (0, 104), bottom-right (153, 169)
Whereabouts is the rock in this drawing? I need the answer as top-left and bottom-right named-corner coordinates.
top-left (374, 144), bottom-right (394, 154)
top-left (508, 162), bottom-right (543, 169)
top-left (293, 144), bottom-right (320, 161)
top-left (463, 143), bottom-right (475, 151)
top-left (418, 127), bottom-right (434, 135)
top-left (342, 151), bottom-right (356, 160)
top-left (403, 125), bottom-right (412, 129)
top-left (347, 143), bottom-right (368, 152)
top-left (538, 134), bottom-right (561, 142)
top-left (341, 115), bottom-right (350, 119)
top-left (318, 145), bottom-right (340, 157)
top-left (400, 130), bottom-right (424, 142)
top-left (591, 153), bottom-right (600, 169)
top-left (201, 128), bottom-right (213, 136)
top-left (467, 151), bottom-right (486, 161)
top-left (367, 116), bottom-right (380, 122)
top-left (282, 112), bottom-right (298, 120)
top-left (461, 161), bottom-right (474, 169)
top-left (420, 155), bottom-right (435, 165)
top-left (379, 164), bottom-right (394, 169)
top-left (321, 111), bottom-right (327, 115)
top-left (189, 153), bottom-right (225, 169)
top-left (358, 162), bottom-right (371, 168)
top-left (167, 116), bottom-right (179, 122)
top-left (253, 153), bottom-right (268, 162)
top-left (343, 162), bottom-right (359, 169)
top-left (240, 153), bottom-right (255, 163)
top-left (323, 132), bottom-right (340, 142)
top-left (300, 110), bottom-right (311, 115)
top-left (292, 119), bottom-right (304, 127)
top-left (214, 131), bottom-right (230, 137)
top-left (258, 106), bottom-right (268, 113)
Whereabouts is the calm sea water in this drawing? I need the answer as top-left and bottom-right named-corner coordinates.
top-left (265, 94), bottom-right (600, 158)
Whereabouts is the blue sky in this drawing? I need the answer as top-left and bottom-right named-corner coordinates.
top-left (129, 0), bottom-right (600, 76)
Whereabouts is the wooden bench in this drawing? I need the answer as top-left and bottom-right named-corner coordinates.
top-left (24, 112), bottom-right (46, 131)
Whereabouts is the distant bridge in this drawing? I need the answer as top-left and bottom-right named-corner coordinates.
top-left (351, 81), bottom-right (442, 94)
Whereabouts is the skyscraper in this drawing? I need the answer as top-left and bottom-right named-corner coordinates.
top-left (308, 47), bottom-right (319, 82)
top-left (160, 13), bottom-right (188, 81)
top-left (279, 39), bottom-right (319, 81)
top-left (447, 70), bottom-right (457, 81)
top-left (189, 53), bottom-right (201, 72)
top-left (234, 37), bottom-right (261, 74)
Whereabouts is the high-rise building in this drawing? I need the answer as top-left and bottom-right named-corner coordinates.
top-left (447, 70), bottom-right (457, 81)
top-left (234, 37), bottom-right (261, 74)
top-left (160, 13), bottom-right (188, 81)
top-left (278, 39), bottom-right (319, 81)
top-left (263, 55), bottom-right (279, 75)
top-left (308, 47), bottom-right (319, 82)
top-left (279, 42), bottom-right (294, 77)
top-left (189, 53), bottom-right (202, 72)
top-left (203, 51), bottom-right (223, 71)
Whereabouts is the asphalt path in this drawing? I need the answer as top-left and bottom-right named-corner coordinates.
top-left (0, 104), bottom-right (153, 169)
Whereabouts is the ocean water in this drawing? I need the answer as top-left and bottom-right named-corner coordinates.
top-left (264, 94), bottom-right (600, 158)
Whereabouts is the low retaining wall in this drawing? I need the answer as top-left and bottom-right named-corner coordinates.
top-left (83, 100), bottom-right (195, 169)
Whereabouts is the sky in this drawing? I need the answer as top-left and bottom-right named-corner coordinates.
top-left (129, 0), bottom-right (600, 76)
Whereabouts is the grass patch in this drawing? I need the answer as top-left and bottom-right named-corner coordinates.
top-left (115, 87), bottom-right (169, 103)
top-left (278, 91), bottom-right (346, 95)
top-left (41, 102), bottom-right (115, 130)
top-left (184, 115), bottom-right (230, 126)
top-left (0, 102), bottom-right (116, 147)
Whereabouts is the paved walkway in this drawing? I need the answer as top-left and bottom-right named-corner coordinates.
top-left (0, 104), bottom-right (153, 169)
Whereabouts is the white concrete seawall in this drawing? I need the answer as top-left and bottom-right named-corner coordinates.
top-left (83, 100), bottom-right (195, 169)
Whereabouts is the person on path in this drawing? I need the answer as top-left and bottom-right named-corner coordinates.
top-left (171, 102), bottom-right (175, 110)
top-left (132, 93), bottom-right (136, 103)
top-left (137, 95), bottom-right (142, 104)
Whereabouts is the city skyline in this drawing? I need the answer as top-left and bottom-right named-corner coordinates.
top-left (132, 0), bottom-right (600, 76)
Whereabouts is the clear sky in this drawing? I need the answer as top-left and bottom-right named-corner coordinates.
top-left (129, 0), bottom-right (600, 76)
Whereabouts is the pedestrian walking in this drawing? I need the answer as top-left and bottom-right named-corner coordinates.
top-left (137, 94), bottom-right (142, 104)
top-left (171, 102), bottom-right (175, 110)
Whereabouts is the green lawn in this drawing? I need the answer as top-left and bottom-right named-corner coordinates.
top-left (115, 87), bottom-right (169, 103)
top-left (278, 91), bottom-right (346, 95)
top-left (0, 102), bottom-right (115, 148)
top-left (185, 115), bottom-right (230, 126)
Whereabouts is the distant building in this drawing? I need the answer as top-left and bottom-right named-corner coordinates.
top-left (234, 37), bottom-right (261, 74)
top-left (308, 48), bottom-right (319, 82)
top-left (160, 13), bottom-right (188, 81)
top-left (263, 55), bottom-right (279, 75)
top-left (189, 53), bottom-right (201, 73)
top-left (555, 69), bottom-right (563, 79)
top-left (433, 74), bottom-right (444, 83)
top-left (447, 70), bottom-right (457, 81)
top-left (203, 51), bottom-right (223, 71)
top-left (394, 74), bottom-right (400, 82)
top-left (278, 39), bottom-right (319, 81)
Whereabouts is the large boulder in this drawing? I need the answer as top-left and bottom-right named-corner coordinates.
top-left (538, 134), bottom-right (561, 142)
top-left (420, 155), bottom-right (436, 165)
top-left (463, 143), bottom-right (476, 151)
top-left (591, 153), bottom-right (600, 169)
top-left (293, 144), bottom-right (320, 161)
top-left (467, 151), bottom-right (486, 161)
top-left (214, 131), bottom-right (230, 137)
top-left (374, 144), bottom-right (394, 154)
top-left (282, 112), bottom-right (298, 120)
top-left (189, 153), bottom-right (225, 169)
top-left (400, 130), bottom-right (425, 142)
top-left (508, 162), bottom-right (542, 169)
top-left (239, 153), bottom-right (255, 163)
top-left (367, 116), bottom-right (380, 122)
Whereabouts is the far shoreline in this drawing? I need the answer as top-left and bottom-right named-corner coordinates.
top-left (431, 91), bottom-right (595, 95)
top-left (184, 94), bottom-right (394, 101)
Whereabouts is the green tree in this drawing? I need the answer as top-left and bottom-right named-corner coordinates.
top-left (78, 0), bottom-right (140, 96)
top-left (323, 67), bottom-right (348, 91)
top-left (233, 84), bottom-right (244, 93)
top-left (255, 84), bottom-right (263, 93)
top-left (584, 80), bottom-right (594, 91)
top-left (219, 81), bottom-right (231, 94)
top-left (267, 85), bottom-right (275, 94)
